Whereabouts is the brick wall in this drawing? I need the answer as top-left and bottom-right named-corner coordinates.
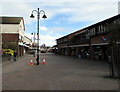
top-left (91, 34), bottom-right (109, 44)
top-left (2, 33), bottom-right (19, 42)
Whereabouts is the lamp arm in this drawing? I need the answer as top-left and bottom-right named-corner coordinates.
top-left (39, 10), bottom-right (46, 15)
top-left (32, 10), bottom-right (38, 14)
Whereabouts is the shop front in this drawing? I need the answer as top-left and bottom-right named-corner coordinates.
top-left (91, 43), bottom-right (111, 61)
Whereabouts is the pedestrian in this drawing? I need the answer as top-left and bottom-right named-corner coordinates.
top-left (108, 55), bottom-right (114, 78)
top-left (86, 52), bottom-right (89, 59)
top-left (13, 51), bottom-right (17, 61)
top-left (78, 54), bottom-right (81, 59)
top-left (11, 51), bottom-right (14, 61)
top-left (33, 52), bottom-right (35, 57)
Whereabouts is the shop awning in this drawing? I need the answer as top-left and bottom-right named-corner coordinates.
top-left (69, 44), bottom-right (89, 47)
top-left (19, 42), bottom-right (30, 48)
top-left (24, 44), bottom-right (29, 48)
top-left (91, 43), bottom-right (109, 46)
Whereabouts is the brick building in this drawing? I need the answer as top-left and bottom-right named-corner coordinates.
top-left (0, 16), bottom-right (32, 57)
top-left (56, 14), bottom-right (120, 62)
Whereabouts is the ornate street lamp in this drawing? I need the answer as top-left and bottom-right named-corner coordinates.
top-left (30, 8), bottom-right (47, 65)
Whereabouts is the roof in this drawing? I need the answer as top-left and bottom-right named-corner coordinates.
top-left (0, 16), bottom-right (23, 24)
top-left (57, 14), bottom-right (120, 40)
top-left (52, 45), bottom-right (58, 47)
top-left (86, 14), bottom-right (120, 29)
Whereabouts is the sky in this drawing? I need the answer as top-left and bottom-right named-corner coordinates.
top-left (0, 0), bottom-right (120, 46)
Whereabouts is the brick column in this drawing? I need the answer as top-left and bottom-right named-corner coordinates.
top-left (17, 42), bottom-right (19, 58)
top-left (76, 47), bottom-right (79, 57)
top-left (90, 45), bottom-right (94, 59)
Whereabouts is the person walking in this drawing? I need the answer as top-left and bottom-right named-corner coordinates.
top-left (108, 55), bottom-right (114, 78)
top-left (13, 51), bottom-right (17, 61)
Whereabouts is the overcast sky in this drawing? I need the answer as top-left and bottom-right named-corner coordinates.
top-left (0, 0), bottom-right (120, 46)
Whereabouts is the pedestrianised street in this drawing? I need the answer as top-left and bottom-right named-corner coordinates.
top-left (2, 53), bottom-right (118, 90)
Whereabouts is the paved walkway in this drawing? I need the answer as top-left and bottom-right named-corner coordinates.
top-left (2, 53), bottom-right (119, 90)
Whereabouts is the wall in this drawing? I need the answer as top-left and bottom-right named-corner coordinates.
top-left (91, 34), bottom-right (109, 44)
top-left (19, 20), bottom-right (25, 37)
top-left (1, 24), bottom-right (19, 33)
top-left (2, 34), bottom-right (19, 42)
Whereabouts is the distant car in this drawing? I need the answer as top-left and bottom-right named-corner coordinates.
top-left (47, 49), bottom-right (52, 52)
top-left (40, 50), bottom-right (46, 53)
top-left (28, 49), bottom-right (36, 54)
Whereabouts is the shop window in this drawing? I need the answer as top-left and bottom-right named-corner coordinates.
top-left (88, 28), bottom-right (96, 36)
top-left (103, 26), bottom-right (106, 32)
top-left (97, 25), bottom-right (105, 34)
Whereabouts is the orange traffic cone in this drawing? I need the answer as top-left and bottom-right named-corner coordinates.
top-left (42, 58), bottom-right (46, 64)
top-left (29, 60), bottom-right (33, 65)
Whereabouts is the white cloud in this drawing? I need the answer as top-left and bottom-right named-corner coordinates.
top-left (40, 34), bottom-right (62, 46)
top-left (40, 27), bottom-right (47, 31)
top-left (1, 0), bottom-right (119, 46)
top-left (1, 1), bottom-right (118, 24)
top-left (38, 27), bottom-right (71, 46)
top-left (1, 2), bottom-right (34, 25)
top-left (25, 31), bottom-right (61, 46)
top-left (66, 2), bottom-right (118, 23)
top-left (39, 27), bottom-right (65, 46)
top-left (38, 1), bottom-right (118, 23)
top-left (1, 0), bottom-right (119, 2)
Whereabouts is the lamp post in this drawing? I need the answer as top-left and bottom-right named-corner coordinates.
top-left (31, 32), bottom-right (36, 57)
top-left (31, 33), bottom-right (36, 46)
top-left (30, 8), bottom-right (47, 65)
